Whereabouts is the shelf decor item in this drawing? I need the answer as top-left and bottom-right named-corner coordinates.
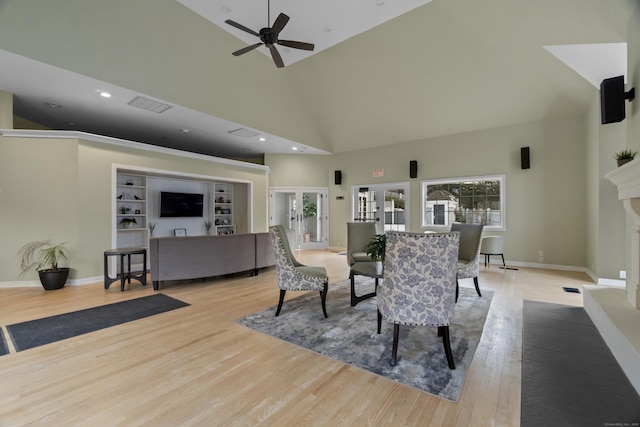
top-left (120, 217), bottom-right (137, 229)
top-left (17, 239), bottom-right (70, 290)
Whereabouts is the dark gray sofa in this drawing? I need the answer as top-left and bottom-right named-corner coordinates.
top-left (149, 232), bottom-right (275, 289)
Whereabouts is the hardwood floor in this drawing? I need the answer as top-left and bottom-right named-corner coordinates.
top-left (0, 251), bottom-right (589, 426)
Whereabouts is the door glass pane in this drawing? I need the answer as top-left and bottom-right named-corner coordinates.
top-left (383, 188), bottom-right (406, 231)
top-left (302, 192), bottom-right (322, 243)
top-left (270, 188), bottom-right (328, 250)
top-left (355, 188), bottom-right (377, 222)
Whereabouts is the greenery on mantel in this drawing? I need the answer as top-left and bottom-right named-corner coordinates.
top-left (614, 149), bottom-right (637, 167)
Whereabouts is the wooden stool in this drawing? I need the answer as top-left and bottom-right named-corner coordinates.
top-left (104, 247), bottom-right (147, 291)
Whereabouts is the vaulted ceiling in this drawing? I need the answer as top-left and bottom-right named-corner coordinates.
top-left (0, 0), bottom-right (636, 158)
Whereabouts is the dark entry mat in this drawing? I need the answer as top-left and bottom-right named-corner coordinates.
top-left (522, 300), bottom-right (640, 427)
top-left (0, 329), bottom-right (9, 356)
top-left (7, 294), bottom-right (189, 352)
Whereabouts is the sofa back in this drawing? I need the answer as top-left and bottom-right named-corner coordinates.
top-left (150, 233), bottom-right (256, 282)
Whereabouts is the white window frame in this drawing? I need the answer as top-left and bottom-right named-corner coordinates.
top-left (421, 174), bottom-right (506, 231)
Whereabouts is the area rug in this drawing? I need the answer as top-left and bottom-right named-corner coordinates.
top-left (7, 294), bottom-right (189, 352)
top-left (522, 300), bottom-right (640, 427)
top-left (236, 278), bottom-right (493, 401)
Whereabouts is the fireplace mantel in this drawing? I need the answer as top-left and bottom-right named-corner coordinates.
top-left (583, 158), bottom-right (640, 395)
top-left (605, 158), bottom-right (640, 309)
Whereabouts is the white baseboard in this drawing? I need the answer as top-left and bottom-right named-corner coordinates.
top-left (0, 276), bottom-right (103, 289)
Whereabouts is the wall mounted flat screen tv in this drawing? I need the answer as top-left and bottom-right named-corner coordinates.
top-left (160, 191), bottom-right (204, 217)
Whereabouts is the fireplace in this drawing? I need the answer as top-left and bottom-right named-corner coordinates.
top-left (582, 159), bottom-right (640, 394)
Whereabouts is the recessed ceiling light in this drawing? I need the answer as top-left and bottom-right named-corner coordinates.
top-left (376, 0), bottom-right (385, 5)
top-left (99, 91), bottom-right (111, 98)
top-left (45, 102), bottom-right (62, 108)
top-left (323, 25), bottom-right (332, 33)
top-left (259, 137), bottom-right (266, 142)
top-left (179, 128), bottom-right (190, 133)
top-left (220, 5), bottom-right (231, 13)
top-left (292, 147), bottom-right (298, 151)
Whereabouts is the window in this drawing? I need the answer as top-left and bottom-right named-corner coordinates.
top-left (421, 175), bottom-right (505, 230)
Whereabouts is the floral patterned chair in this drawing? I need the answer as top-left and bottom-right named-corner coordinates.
top-left (377, 231), bottom-right (460, 369)
top-left (269, 225), bottom-right (329, 317)
top-left (450, 222), bottom-right (484, 301)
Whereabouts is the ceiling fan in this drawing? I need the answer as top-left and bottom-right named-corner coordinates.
top-left (225, 1), bottom-right (315, 68)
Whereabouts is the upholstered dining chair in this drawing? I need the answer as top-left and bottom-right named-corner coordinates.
top-left (480, 236), bottom-right (505, 269)
top-left (377, 231), bottom-right (461, 369)
top-left (269, 225), bottom-right (329, 318)
top-left (346, 222), bottom-right (377, 266)
top-left (450, 222), bottom-right (484, 301)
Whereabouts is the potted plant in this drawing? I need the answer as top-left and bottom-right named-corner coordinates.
top-left (365, 234), bottom-right (386, 262)
top-left (120, 217), bottom-right (137, 229)
top-left (302, 194), bottom-right (317, 242)
top-left (205, 220), bottom-right (212, 235)
top-left (17, 239), bottom-right (70, 290)
top-left (149, 222), bottom-right (156, 236)
top-left (614, 149), bottom-right (637, 167)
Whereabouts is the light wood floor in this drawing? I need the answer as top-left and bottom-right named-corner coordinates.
top-left (0, 251), bottom-right (590, 426)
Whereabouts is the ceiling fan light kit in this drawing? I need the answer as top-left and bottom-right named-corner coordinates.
top-left (225, 1), bottom-right (314, 68)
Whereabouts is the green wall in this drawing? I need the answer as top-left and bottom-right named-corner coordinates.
top-left (0, 135), bottom-right (269, 284)
top-left (269, 114), bottom-right (589, 269)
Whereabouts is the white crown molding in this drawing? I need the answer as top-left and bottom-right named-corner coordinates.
top-left (0, 129), bottom-right (271, 174)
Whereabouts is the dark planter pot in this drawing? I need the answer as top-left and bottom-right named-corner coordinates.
top-left (617, 158), bottom-right (633, 167)
top-left (38, 268), bottom-right (70, 290)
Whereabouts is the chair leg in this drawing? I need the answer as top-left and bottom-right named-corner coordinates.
top-left (455, 279), bottom-right (459, 303)
top-left (320, 281), bottom-right (328, 318)
top-left (275, 289), bottom-right (286, 317)
top-left (391, 323), bottom-right (400, 366)
top-left (473, 277), bottom-right (482, 297)
top-left (500, 254), bottom-right (506, 269)
top-left (440, 325), bottom-right (455, 370)
top-left (377, 309), bottom-right (382, 334)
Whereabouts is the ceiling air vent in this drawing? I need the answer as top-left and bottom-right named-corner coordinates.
top-left (127, 96), bottom-right (173, 113)
top-left (228, 128), bottom-right (259, 138)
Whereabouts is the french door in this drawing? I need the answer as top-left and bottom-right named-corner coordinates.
top-left (269, 187), bottom-right (328, 250)
top-left (351, 183), bottom-right (409, 234)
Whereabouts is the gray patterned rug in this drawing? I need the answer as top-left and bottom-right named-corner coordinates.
top-left (236, 278), bottom-right (493, 401)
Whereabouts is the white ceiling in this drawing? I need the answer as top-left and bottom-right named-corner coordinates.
top-left (0, 49), bottom-right (330, 157)
top-left (0, 0), bottom-right (635, 159)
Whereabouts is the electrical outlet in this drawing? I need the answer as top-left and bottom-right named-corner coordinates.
top-left (538, 250), bottom-right (543, 257)
top-left (620, 270), bottom-right (627, 279)
top-left (539, 256), bottom-right (544, 262)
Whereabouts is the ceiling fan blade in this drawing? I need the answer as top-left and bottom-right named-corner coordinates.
top-left (225, 19), bottom-right (259, 37)
top-left (271, 13), bottom-right (290, 34)
top-left (278, 40), bottom-right (315, 51)
top-left (269, 45), bottom-right (284, 68)
top-left (232, 42), bottom-right (263, 56)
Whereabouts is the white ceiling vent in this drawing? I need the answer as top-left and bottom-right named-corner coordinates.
top-left (127, 96), bottom-right (173, 113)
top-left (228, 128), bottom-right (259, 138)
